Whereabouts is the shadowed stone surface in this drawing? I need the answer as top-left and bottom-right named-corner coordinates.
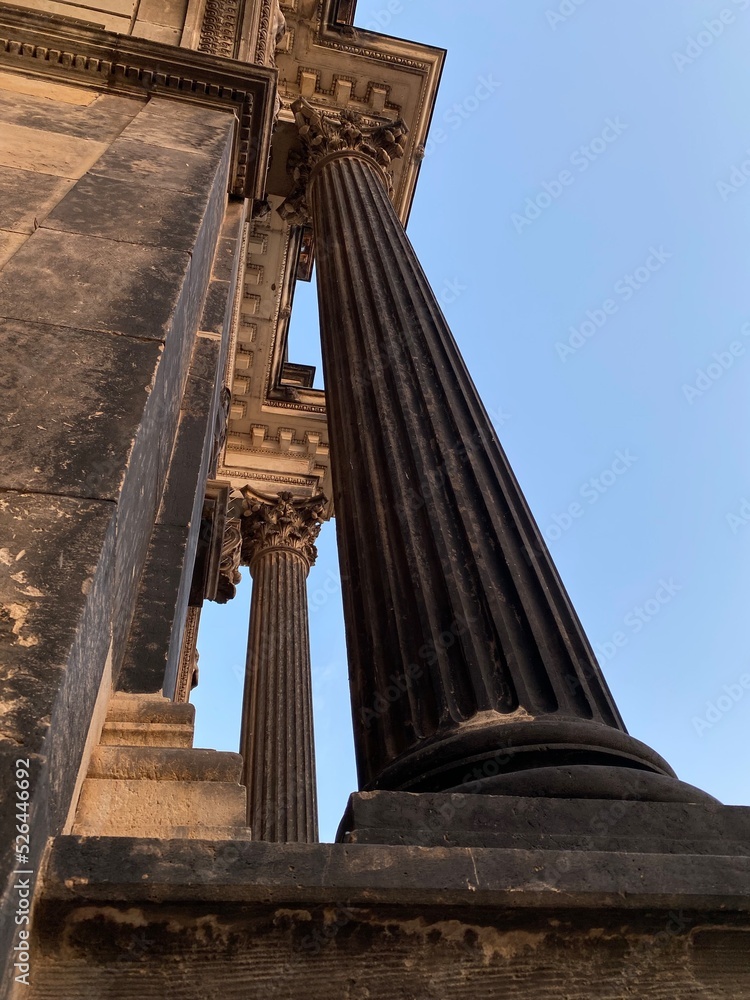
top-left (0, 228), bottom-right (190, 339)
top-left (0, 317), bottom-right (160, 498)
top-left (122, 99), bottom-right (237, 157)
top-left (0, 91), bottom-right (236, 993)
top-left (22, 835), bottom-right (750, 998)
top-left (43, 173), bottom-right (216, 251)
top-left (82, 137), bottom-right (228, 191)
top-left (0, 90), bottom-right (143, 142)
top-left (306, 122), bottom-right (680, 796)
top-left (0, 169), bottom-right (74, 233)
top-left (338, 789), bottom-right (750, 853)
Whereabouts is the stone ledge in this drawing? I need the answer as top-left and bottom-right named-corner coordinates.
top-left (88, 746), bottom-right (243, 781)
top-left (42, 836), bottom-right (750, 912)
top-left (339, 790), bottom-right (750, 854)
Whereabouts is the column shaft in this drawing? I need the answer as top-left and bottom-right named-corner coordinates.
top-left (309, 149), bottom-right (674, 794)
top-left (241, 547), bottom-right (317, 841)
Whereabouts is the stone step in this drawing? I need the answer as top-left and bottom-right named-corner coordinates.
top-left (100, 693), bottom-right (195, 748)
top-left (89, 746), bottom-right (243, 783)
top-left (72, 777), bottom-right (249, 839)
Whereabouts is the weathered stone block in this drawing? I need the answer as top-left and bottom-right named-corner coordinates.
top-left (199, 279), bottom-right (232, 335)
top-left (0, 121), bottom-right (109, 178)
top-left (72, 778), bottom-right (247, 838)
top-left (8, 0), bottom-right (130, 32)
top-left (0, 317), bottom-right (161, 498)
top-left (0, 492), bottom-right (115, 749)
top-left (135, 0), bottom-right (187, 28)
top-left (85, 137), bottom-right (228, 193)
top-left (132, 21), bottom-right (182, 44)
top-left (0, 228), bottom-right (191, 339)
top-left (100, 695), bottom-right (195, 748)
top-left (0, 492), bottom-right (116, 995)
top-left (0, 88), bottom-right (143, 142)
top-left (88, 746), bottom-right (242, 782)
top-left (25, 837), bottom-right (750, 999)
top-left (122, 98), bottom-right (238, 157)
top-left (0, 231), bottom-right (27, 269)
top-left (43, 172), bottom-right (217, 251)
top-left (339, 789), bottom-right (750, 853)
top-left (0, 169), bottom-right (74, 234)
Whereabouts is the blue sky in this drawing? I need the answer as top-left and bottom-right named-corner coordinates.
top-left (196, 0), bottom-right (750, 840)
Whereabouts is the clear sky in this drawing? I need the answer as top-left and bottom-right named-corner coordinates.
top-left (195, 0), bottom-right (750, 841)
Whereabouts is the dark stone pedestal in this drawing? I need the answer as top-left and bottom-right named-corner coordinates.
top-left (337, 789), bottom-right (750, 855)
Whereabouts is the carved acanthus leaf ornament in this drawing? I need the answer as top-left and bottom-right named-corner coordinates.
top-left (240, 487), bottom-right (328, 569)
top-left (279, 98), bottom-right (409, 224)
top-left (215, 518), bottom-right (243, 604)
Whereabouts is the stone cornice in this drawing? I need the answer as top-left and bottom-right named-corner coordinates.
top-left (275, 1), bottom-right (445, 225)
top-left (0, 4), bottom-right (277, 199)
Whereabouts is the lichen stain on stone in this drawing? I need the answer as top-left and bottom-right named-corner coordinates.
top-left (67, 906), bottom-right (149, 930)
top-left (163, 914), bottom-right (235, 948)
top-left (372, 916), bottom-right (547, 965)
top-left (63, 877), bottom-right (90, 889)
top-left (465, 707), bottom-right (536, 727)
top-left (274, 908), bottom-right (315, 926)
top-left (11, 571), bottom-right (44, 597)
top-left (4, 602), bottom-right (40, 646)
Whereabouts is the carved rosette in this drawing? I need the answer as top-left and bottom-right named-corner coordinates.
top-left (279, 98), bottom-right (409, 224)
top-left (240, 487), bottom-right (327, 572)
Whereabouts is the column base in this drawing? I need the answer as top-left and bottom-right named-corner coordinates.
top-left (337, 787), bottom-right (733, 849)
top-left (366, 716), bottom-right (698, 796)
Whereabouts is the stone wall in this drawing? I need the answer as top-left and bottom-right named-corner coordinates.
top-left (1, 0), bottom-right (190, 43)
top-left (0, 81), bottom-right (238, 993)
top-left (24, 836), bottom-right (750, 999)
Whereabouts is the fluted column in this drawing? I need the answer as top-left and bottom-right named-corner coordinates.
top-left (239, 488), bottom-right (326, 841)
top-left (280, 100), bottom-right (692, 800)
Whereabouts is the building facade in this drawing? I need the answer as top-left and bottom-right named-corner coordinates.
top-left (0, 1), bottom-right (749, 996)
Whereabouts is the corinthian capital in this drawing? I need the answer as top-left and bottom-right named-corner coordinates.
top-left (279, 98), bottom-right (409, 224)
top-left (240, 487), bottom-right (328, 570)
